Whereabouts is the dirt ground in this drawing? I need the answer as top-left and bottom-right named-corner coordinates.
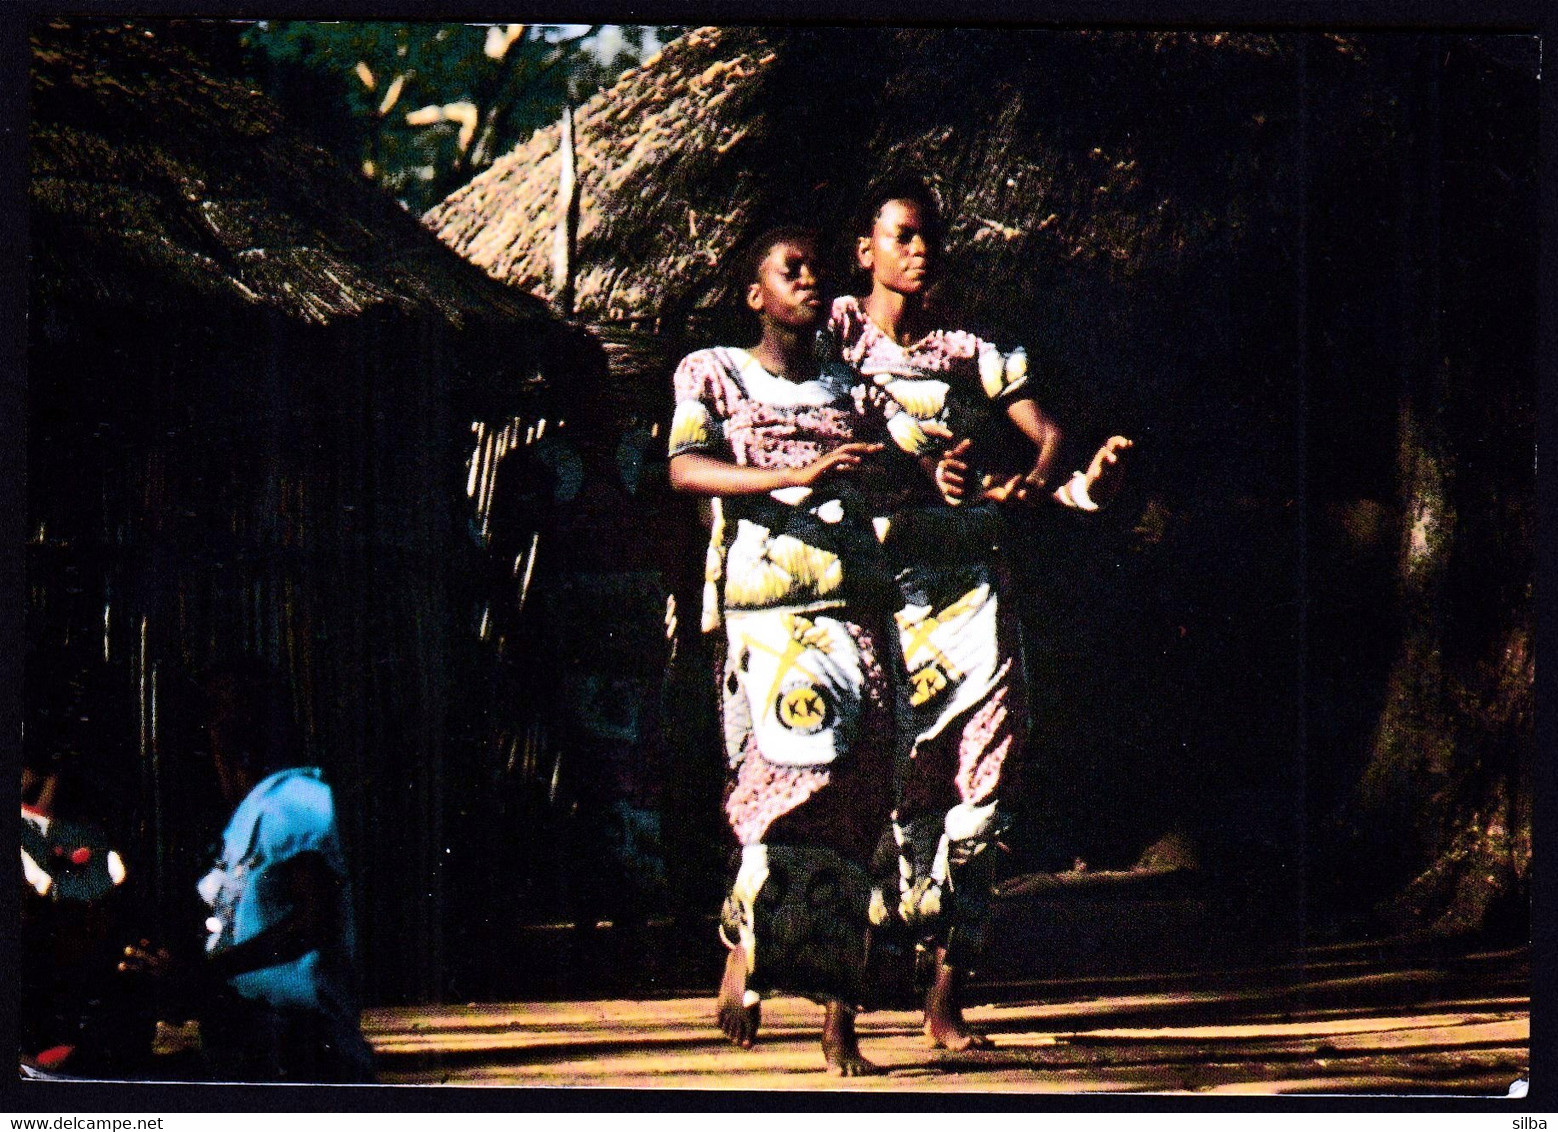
top-left (362, 942), bottom-right (1527, 1094)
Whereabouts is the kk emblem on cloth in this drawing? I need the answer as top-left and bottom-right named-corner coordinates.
top-left (896, 583), bottom-right (1003, 741)
top-left (726, 610), bottom-right (864, 767)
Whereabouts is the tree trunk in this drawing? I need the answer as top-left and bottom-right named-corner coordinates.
top-left (1342, 36), bottom-right (1534, 939)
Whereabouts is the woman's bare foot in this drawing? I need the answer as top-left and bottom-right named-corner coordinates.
top-left (923, 951), bottom-right (993, 1051)
top-left (716, 945), bottom-right (761, 1048)
top-left (821, 999), bottom-right (879, 1076)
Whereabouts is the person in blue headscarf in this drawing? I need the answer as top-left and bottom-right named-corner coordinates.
top-left (121, 658), bottom-right (374, 1083)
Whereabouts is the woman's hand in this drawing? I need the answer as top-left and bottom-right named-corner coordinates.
top-left (1083, 435), bottom-right (1134, 505)
top-left (118, 939), bottom-right (173, 978)
top-left (1002, 468), bottom-right (1048, 506)
top-left (929, 438), bottom-right (973, 504)
top-left (790, 442), bottom-right (883, 487)
top-left (982, 473), bottom-right (1029, 504)
top-left (927, 437), bottom-right (1030, 505)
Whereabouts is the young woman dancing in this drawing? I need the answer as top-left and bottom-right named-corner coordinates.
top-left (829, 179), bottom-right (1133, 1051)
top-left (668, 226), bottom-right (900, 1075)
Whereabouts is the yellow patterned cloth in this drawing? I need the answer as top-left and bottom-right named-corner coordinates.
top-left (826, 297), bottom-right (1038, 968)
top-left (670, 345), bottom-right (898, 999)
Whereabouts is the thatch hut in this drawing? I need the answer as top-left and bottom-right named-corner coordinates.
top-left (27, 17), bottom-right (603, 1006)
top-left (428, 27), bottom-right (1315, 391)
top-left (428, 27), bottom-right (1536, 947)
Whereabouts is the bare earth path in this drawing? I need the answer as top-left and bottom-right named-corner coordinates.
top-left (362, 943), bottom-right (1527, 1094)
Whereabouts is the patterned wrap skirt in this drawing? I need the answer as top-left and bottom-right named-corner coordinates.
top-left (715, 497), bottom-right (897, 1007)
top-left (882, 503), bottom-right (1029, 969)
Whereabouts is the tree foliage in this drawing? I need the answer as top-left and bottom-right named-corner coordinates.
top-left (238, 22), bottom-right (674, 213)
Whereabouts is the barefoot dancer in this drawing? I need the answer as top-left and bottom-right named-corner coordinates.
top-left (829, 179), bottom-right (1133, 1051)
top-left (668, 227), bottom-right (898, 1076)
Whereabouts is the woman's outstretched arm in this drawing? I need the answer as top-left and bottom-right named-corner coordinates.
top-left (669, 445), bottom-right (883, 497)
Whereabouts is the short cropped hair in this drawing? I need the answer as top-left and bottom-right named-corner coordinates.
top-left (736, 224), bottom-right (820, 289)
top-left (853, 175), bottom-right (945, 249)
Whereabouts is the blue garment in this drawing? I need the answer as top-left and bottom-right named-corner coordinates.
top-left (198, 767), bottom-right (370, 1077)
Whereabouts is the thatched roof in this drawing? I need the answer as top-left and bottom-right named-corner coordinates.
top-left (425, 26), bottom-right (1368, 348)
top-left (30, 18), bottom-right (555, 333)
top-left (427, 26), bottom-right (778, 330)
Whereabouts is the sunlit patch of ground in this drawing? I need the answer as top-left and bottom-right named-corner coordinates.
top-left (362, 944), bottom-right (1527, 1093)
